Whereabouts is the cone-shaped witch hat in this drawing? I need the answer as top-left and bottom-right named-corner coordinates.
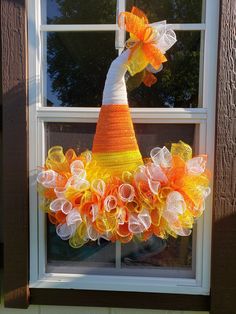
top-left (92, 50), bottom-right (144, 177)
top-left (37, 7), bottom-right (211, 247)
top-left (92, 6), bottom-right (176, 177)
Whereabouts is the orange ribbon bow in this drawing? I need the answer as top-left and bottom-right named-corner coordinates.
top-left (119, 7), bottom-right (167, 77)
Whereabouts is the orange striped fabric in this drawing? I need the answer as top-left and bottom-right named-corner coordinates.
top-left (92, 104), bottom-right (140, 153)
top-left (92, 104), bottom-right (143, 176)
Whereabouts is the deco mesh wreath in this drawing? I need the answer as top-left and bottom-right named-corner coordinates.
top-left (37, 7), bottom-right (211, 248)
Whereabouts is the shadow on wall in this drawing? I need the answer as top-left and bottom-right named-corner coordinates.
top-left (0, 14), bottom-right (3, 268)
top-left (211, 211), bottom-right (236, 312)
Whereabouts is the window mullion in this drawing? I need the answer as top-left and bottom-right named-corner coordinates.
top-left (115, 242), bottom-right (122, 269)
top-left (37, 119), bottom-right (47, 280)
top-left (36, 107), bottom-right (208, 123)
top-left (115, 0), bottom-right (126, 49)
top-left (41, 24), bottom-right (119, 32)
top-left (198, 30), bottom-right (205, 107)
top-left (40, 23), bottom-right (206, 32)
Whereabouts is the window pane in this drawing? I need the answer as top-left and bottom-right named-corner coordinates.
top-left (43, 0), bottom-right (117, 24)
top-left (126, 0), bottom-right (204, 23)
top-left (44, 32), bottom-right (117, 107)
top-left (127, 31), bottom-right (202, 108)
top-left (45, 122), bottom-right (197, 276)
top-left (45, 123), bottom-right (116, 271)
top-left (121, 233), bottom-right (193, 271)
top-left (45, 123), bottom-right (196, 152)
top-left (47, 222), bottom-right (116, 271)
top-left (44, 31), bottom-right (201, 108)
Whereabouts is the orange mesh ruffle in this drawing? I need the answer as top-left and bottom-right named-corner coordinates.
top-left (37, 141), bottom-right (211, 247)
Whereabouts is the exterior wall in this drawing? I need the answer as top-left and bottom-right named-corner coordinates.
top-left (0, 31), bottom-right (3, 245)
top-left (0, 135), bottom-right (3, 244)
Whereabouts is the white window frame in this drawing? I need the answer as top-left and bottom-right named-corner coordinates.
top-left (28, 0), bottom-right (219, 295)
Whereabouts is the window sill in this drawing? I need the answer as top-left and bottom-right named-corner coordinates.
top-left (30, 273), bottom-right (210, 295)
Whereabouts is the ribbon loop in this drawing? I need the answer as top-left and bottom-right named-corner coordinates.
top-left (66, 176), bottom-right (90, 192)
top-left (166, 191), bottom-right (186, 215)
top-left (186, 156), bottom-right (207, 175)
top-left (148, 178), bottom-right (160, 195)
top-left (56, 223), bottom-right (76, 240)
top-left (171, 141), bottom-right (192, 161)
top-left (54, 186), bottom-right (66, 198)
top-left (128, 208), bottom-right (151, 234)
top-left (104, 195), bottom-right (117, 212)
top-left (50, 198), bottom-right (73, 215)
top-left (151, 21), bottom-right (177, 53)
top-left (91, 204), bottom-right (99, 222)
top-left (70, 159), bottom-right (84, 175)
top-left (91, 179), bottom-right (106, 197)
top-left (117, 207), bottom-right (127, 225)
top-left (150, 146), bottom-right (172, 168)
top-left (66, 208), bottom-right (82, 226)
top-left (37, 169), bottom-right (58, 188)
top-left (146, 163), bottom-right (168, 183)
top-left (118, 183), bottom-right (135, 202)
top-left (138, 208), bottom-right (151, 230)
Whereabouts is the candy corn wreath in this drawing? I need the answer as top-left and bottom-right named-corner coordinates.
top-left (37, 7), bottom-right (211, 248)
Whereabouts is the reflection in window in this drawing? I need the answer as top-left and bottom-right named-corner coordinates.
top-left (45, 0), bottom-right (117, 24)
top-left (121, 236), bottom-right (192, 269)
top-left (126, 0), bottom-right (203, 23)
top-left (45, 123), bottom-right (196, 152)
top-left (45, 32), bottom-right (117, 107)
top-left (44, 0), bottom-right (204, 25)
top-left (127, 32), bottom-right (201, 108)
top-left (47, 223), bottom-right (116, 269)
top-left (45, 31), bottom-right (201, 108)
top-left (45, 122), bottom-right (196, 275)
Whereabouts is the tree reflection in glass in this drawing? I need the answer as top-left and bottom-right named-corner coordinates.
top-left (46, 0), bottom-right (116, 24)
top-left (46, 31), bottom-right (200, 107)
top-left (45, 1), bottom-right (202, 108)
top-left (126, 0), bottom-right (203, 23)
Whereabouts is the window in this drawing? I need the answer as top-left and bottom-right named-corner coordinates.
top-left (28, 0), bottom-right (219, 295)
top-left (3, 0), bottom-right (236, 311)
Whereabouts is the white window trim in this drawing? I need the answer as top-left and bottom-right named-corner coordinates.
top-left (28, 0), bottom-right (219, 295)
top-left (40, 23), bottom-right (206, 31)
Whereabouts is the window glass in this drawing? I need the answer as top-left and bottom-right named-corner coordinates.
top-left (44, 32), bottom-right (117, 107)
top-left (127, 31), bottom-right (201, 108)
top-left (126, 0), bottom-right (204, 23)
top-left (121, 236), bottom-right (193, 271)
top-left (44, 31), bottom-right (201, 108)
top-left (44, 0), bottom-right (117, 24)
top-left (47, 223), bottom-right (116, 271)
top-left (44, 0), bottom-right (204, 24)
top-left (45, 122), bottom-right (197, 276)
